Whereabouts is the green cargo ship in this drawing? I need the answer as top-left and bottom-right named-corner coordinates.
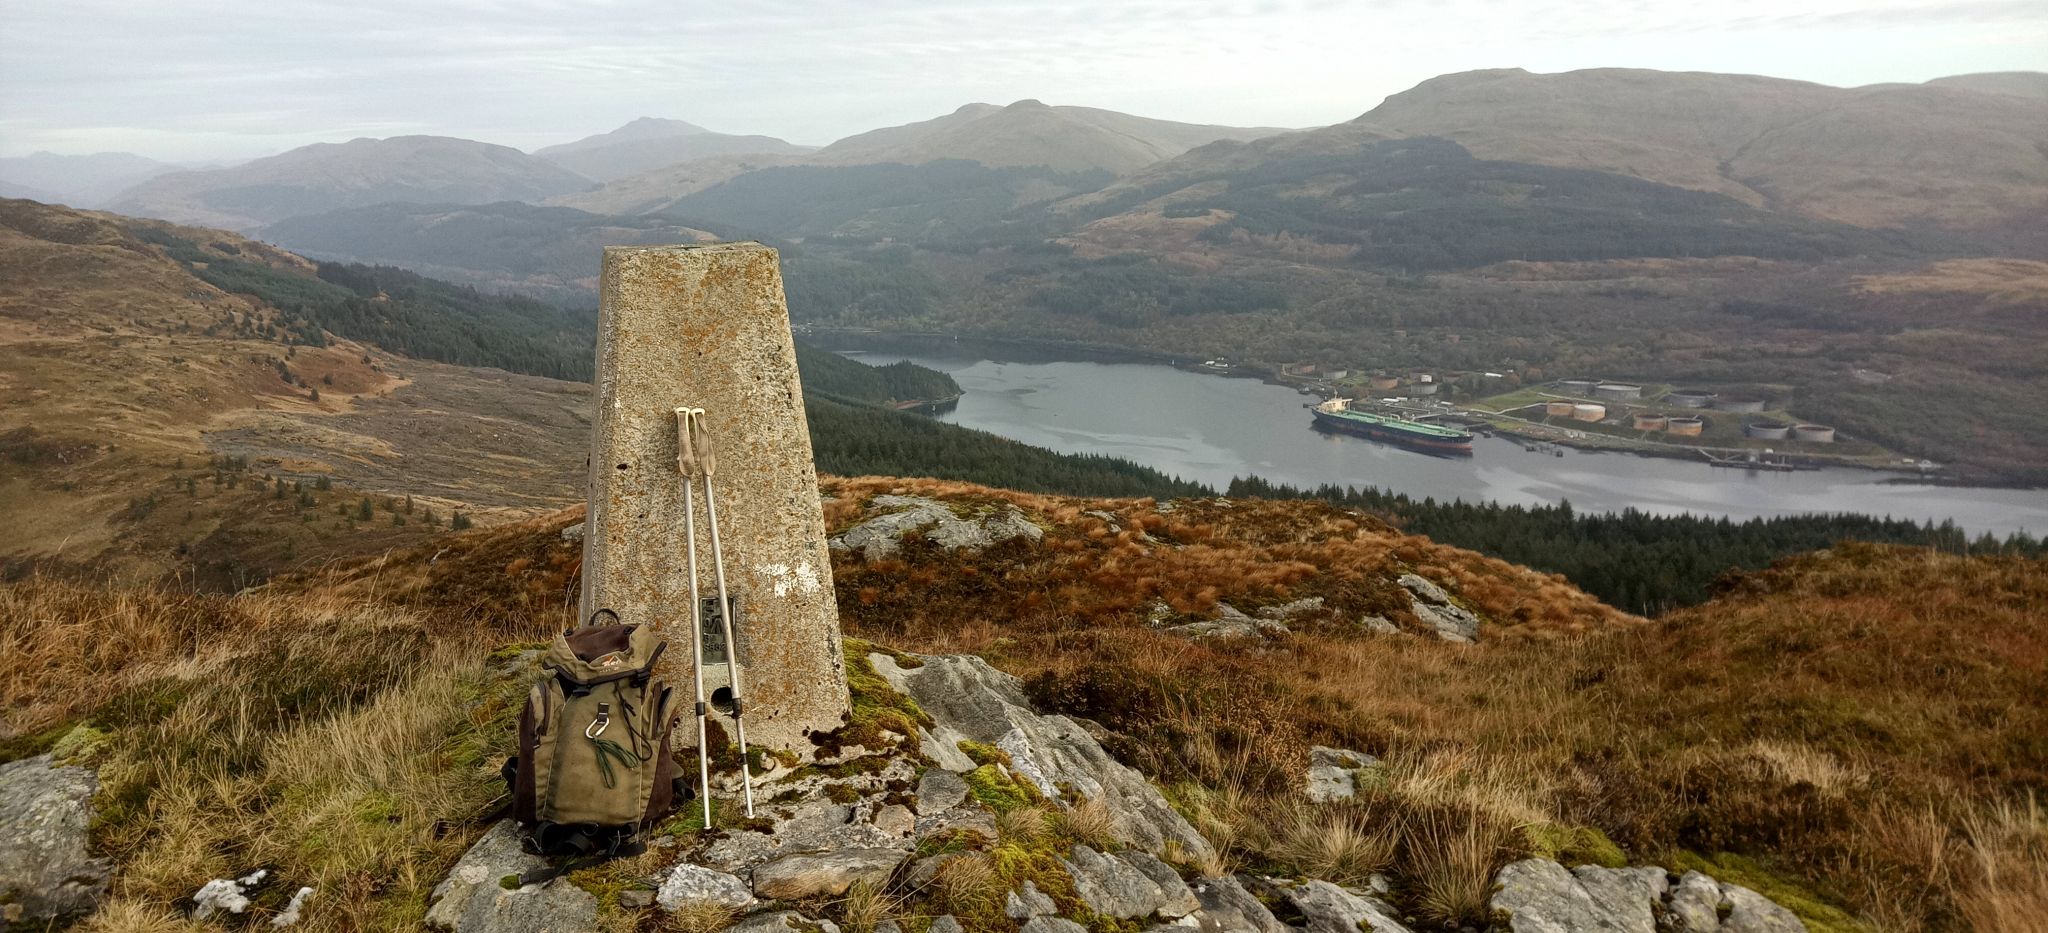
top-left (1311, 400), bottom-right (1474, 455)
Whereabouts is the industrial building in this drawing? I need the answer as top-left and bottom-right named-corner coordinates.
top-left (1666, 417), bottom-right (1704, 437)
top-left (1545, 400), bottom-right (1575, 418)
top-left (1572, 403), bottom-right (1607, 422)
top-left (1370, 375), bottom-right (1400, 390)
top-left (1717, 397), bottom-right (1767, 413)
top-left (1632, 413), bottom-right (1667, 431)
top-left (1594, 382), bottom-right (1643, 402)
top-left (1793, 424), bottom-right (1837, 443)
top-left (1559, 379), bottom-right (1599, 396)
top-left (1666, 389), bottom-right (1716, 408)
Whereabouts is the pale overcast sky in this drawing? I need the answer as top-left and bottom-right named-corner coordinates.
top-left (2, 0), bottom-right (2043, 162)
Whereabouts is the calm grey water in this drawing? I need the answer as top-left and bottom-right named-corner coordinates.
top-left (842, 349), bottom-right (2048, 537)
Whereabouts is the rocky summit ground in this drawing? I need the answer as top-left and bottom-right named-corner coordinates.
top-left (1, 479), bottom-right (2043, 931)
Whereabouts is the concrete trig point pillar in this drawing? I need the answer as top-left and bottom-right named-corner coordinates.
top-left (581, 242), bottom-right (848, 751)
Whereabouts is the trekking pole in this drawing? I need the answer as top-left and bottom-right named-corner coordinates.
top-left (675, 407), bottom-right (713, 828)
top-left (688, 409), bottom-right (756, 818)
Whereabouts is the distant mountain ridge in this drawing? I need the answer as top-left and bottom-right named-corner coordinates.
top-left (807, 99), bottom-right (1293, 174)
top-left (1352, 67), bottom-right (2048, 227)
top-left (106, 135), bottom-right (594, 231)
top-left (533, 116), bottom-right (814, 182)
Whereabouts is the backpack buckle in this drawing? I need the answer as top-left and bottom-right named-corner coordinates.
top-left (585, 702), bottom-right (612, 739)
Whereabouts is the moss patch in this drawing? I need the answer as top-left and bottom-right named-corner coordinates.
top-left (1524, 823), bottom-right (1626, 869)
top-left (963, 764), bottom-right (1037, 812)
top-left (815, 638), bottom-right (933, 759)
top-left (1674, 852), bottom-right (1871, 933)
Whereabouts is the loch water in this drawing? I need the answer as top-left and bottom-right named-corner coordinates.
top-left (840, 347), bottom-right (2048, 537)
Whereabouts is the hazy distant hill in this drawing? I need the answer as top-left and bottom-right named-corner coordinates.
top-left (107, 136), bottom-right (595, 231)
top-left (808, 99), bottom-right (1291, 174)
top-left (1928, 71), bottom-right (2048, 101)
top-left (547, 152), bottom-right (806, 215)
top-left (1357, 68), bottom-right (2048, 228)
top-left (0, 151), bottom-right (177, 207)
top-left (532, 116), bottom-right (814, 182)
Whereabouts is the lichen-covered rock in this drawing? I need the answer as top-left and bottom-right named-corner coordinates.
top-left (916, 768), bottom-right (969, 813)
top-left (1167, 617), bottom-right (1288, 640)
top-left (703, 798), bottom-right (903, 874)
top-left (869, 652), bottom-right (1214, 862)
top-left (424, 821), bottom-right (598, 933)
top-left (1722, 884), bottom-right (1807, 933)
top-left (1256, 597), bottom-right (1325, 620)
top-left (1194, 876), bottom-right (1289, 933)
top-left (1409, 599), bottom-right (1479, 642)
top-left (929, 916), bottom-right (965, 933)
top-left (655, 864), bottom-right (754, 911)
top-left (831, 496), bottom-right (1040, 560)
top-left (1006, 880), bottom-right (1059, 920)
top-left (1019, 918), bottom-right (1087, 933)
top-left (1123, 851), bottom-right (1198, 918)
top-left (1304, 746), bottom-right (1378, 802)
top-left (1396, 573), bottom-right (1452, 604)
top-left (728, 910), bottom-right (842, 933)
top-left (0, 754), bottom-right (110, 924)
top-left (1665, 871), bottom-right (1724, 932)
top-left (1490, 859), bottom-right (1807, 933)
top-left (752, 847), bottom-right (909, 900)
top-left (1570, 865), bottom-right (1667, 933)
top-left (1255, 878), bottom-right (1410, 933)
top-left (1064, 845), bottom-right (1169, 919)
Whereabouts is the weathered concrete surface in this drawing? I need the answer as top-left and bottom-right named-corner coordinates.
top-left (582, 243), bottom-right (848, 751)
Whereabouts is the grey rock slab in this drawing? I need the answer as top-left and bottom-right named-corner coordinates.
top-left (1256, 597), bottom-right (1325, 620)
top-left (657, 864), bottom-right (755, 911)
top-left (618, 888), bottom-right (653, 909)
top-left (906, 853), bottom-right (960, 889)
top-left (752, 848), bottom-right (909, 900)
top-left (912, 807), bottom-right (998, 848)
top-left (1310, 746), bottom-right (1378, 770)
top-left (1359, 615), bottom-right (1402, 635)
top-left (1123, 851), bottom-right (1199, 918)
top-left (1020, 918), bottom-right (1087, 933)
top-left (929, 916), bottom-right (965, 933)
top-left (871, 804), bottom-right (916, 837)
top-left (1721, 884), bottom-right (1807, 933)
top-left (882, 652), bottom-right (1215, 862)
top-left (1305, 746), bottom-right (1377, 802)
top-left (1006, 879), bottom-right (1059, 920)
top-left (425, 821), bottom-right (598, 933)
top-left (1167, 619), bottom-right (1286, 640)
top-left (1396, 573), bottom-right (1453, 604)
top-left (832, 496), bottom-right (1040, 560)
top-left (1665, 871), bottom-right (1725, 933)
top-left (875, 921), bottom-right (903, 933)
top-left (1196, 876), bottom-right (1289, 933)
top-left (729, 911), bottom-right (841, 933)
top-left (1270, 879), bottom-right (1410, 933)
top-left (1065, 844), bottom-right (1168, 919)
top-left (0, 754), bottom-right (110, 923)
top-left (1489, 858), bottom-right (1606, 933)
top-left (1410, 598), bottom-right (1479, 642)
top-left (916, 767), bottom-right (969, 812)
top-left (1570, 865), bottom-right (1668, 933)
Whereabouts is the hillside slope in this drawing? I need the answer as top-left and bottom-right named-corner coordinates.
top-left (94, 482), bottom-right (2040, 931)
top-left (0, 151), bottom-right (176, 208)
top-left (532, 116), bottom-right (814, 182)
top-left (1357, 67), bottom-right (2048, 228)
top-left (105, 136), bottom-right (595, 231)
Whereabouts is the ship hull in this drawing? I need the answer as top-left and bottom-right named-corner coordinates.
top-left (1313, 409), bottom-right (1474, 455)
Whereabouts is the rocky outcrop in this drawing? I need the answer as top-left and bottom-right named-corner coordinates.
top-left (751, 847), bottom-right (909, 900)
top-left (655, 864), bottom-right (754, 911)
top-left (424, 821), bottom-right (598, 933)
top-left (1490, 859), bottom-right (1808, 933)
top-left (1304, 746), bottom-right (1378, 802)
top-left (1399, 573), bottom-right (1481, 641)
top-left (869, 651), bottom-right (1216, 861)
top-left (1245, 876), bottom-right (1411, 933)
top-left (831, 495), bottom-right (1043, 560)
top-left (0, 754), bottom-right (111, 924)
top-left (1168, 602), bottom-right (1288, 640)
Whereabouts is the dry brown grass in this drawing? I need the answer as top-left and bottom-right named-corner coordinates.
top-left (1, 574), bottom-right (550, 931)
top-left (1053, 796), bottom-right (1123, 851)
top-left (661, 900), bottom-right (739, 933)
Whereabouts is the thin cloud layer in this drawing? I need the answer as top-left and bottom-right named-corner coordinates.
top-left (1, 0), bottom-right (2043, 161)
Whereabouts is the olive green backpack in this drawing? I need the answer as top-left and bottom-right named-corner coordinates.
top-left (502, 610), bottom-right (684, 881)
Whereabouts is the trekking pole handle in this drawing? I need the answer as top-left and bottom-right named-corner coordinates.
top-left (687, 409), bottom-right (719, 479)
top-left (675, 407), bottom-right (706, 477)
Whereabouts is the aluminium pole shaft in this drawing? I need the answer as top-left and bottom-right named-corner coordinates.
top-left (676, 408), bottom-right (713, 828)
top-left (697, 434), bottom-right (756, 817)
